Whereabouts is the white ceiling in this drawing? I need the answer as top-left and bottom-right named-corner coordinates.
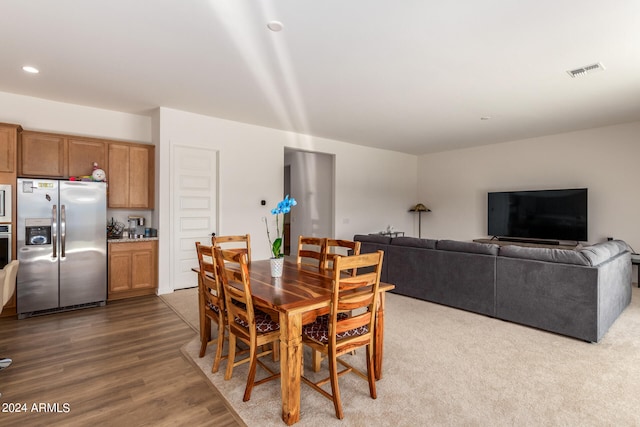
top-left (2, 1), bottom-right (639, 155)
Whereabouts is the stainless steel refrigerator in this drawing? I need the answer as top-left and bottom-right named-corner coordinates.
top-left (17, 178), bottom-right (107, 318)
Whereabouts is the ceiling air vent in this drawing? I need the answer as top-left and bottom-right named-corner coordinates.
top-left (567, 62), bottom-right (605, 78)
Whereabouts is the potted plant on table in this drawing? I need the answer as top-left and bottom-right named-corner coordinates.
top-left (263, 195), bottom-right (297, 277)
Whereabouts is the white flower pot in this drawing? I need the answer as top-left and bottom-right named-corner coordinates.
top-left (270, 257), bottom-right (284, 278)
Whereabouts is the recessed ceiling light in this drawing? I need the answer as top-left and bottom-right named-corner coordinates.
top-left (267, 21), bottom-right (283, 32)
top-left (22, 66), bottom-right (39, 74)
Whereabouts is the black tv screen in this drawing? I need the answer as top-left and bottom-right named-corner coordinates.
top-left (488, 188), bottom-right (588, 242)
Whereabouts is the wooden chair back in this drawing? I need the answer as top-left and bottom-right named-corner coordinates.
top-left (329, 251), bottom-right (382, 352)
top-left (301, 250), bottom-right (384, 419)
top-left (323, 239), bottom-right (361, 274)
top-left (213, 246), bottom-right (280, 401)
top-left (213, 247), bottom-right (256, 340)
top-left (212, 234), bottom-right (251, 264)
top-left (195, 242), bottom-right (225, 317)
top-left (296, 236), bottom-right (328, 268)
top-left (195, 242), bottom-right (227, 369)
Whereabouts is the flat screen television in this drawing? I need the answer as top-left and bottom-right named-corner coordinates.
top-left (488, 188), bottom-right (588, 242)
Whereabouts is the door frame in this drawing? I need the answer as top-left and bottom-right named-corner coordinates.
top-left (169, 144), bottom-right (219, 291)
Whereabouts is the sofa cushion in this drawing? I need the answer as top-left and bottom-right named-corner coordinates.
top-left (580, 240), bottom-right (630, 267)
top-left (391, 236), bottom-right (437, 249)
top-left (436, 239), bottom-right (499, 256)
top-left (354, 234), bottom-right (392, 244)
top-left (499, 245), bottom-right (590, 266)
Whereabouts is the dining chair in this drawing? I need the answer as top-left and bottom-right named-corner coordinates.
top-left (212, 233), bottom-right (251, 264)
top-left (301, 250), bottom-right (384, 419)
top-left (0, 260), bottom-right (19, 397)
top-left (213, 247), bottom-right (281, 402)
top-left (323, 239), bottom-right (362, 274)
top-left (195, 242), bottom-right (228, 373)
top-left (310, 239), bottom-right (363, 371)
top-left (296, 236), bottom-right (328, 269)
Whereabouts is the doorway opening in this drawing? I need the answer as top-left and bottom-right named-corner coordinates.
top-left (284, 149), bottom-right (334, 256)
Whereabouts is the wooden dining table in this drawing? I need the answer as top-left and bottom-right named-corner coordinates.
top-left (244, 259), bottom-right (394, 425)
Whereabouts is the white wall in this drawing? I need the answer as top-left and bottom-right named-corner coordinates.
top-left (156, 107), bottom-right (417, 293)
top-left (417, 121), bottom-right (640, 252)
top-left (0, 92), bottom-right (151, 142)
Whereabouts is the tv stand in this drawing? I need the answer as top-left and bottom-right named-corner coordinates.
top-left (497, 236), bottom-right (560, 246)
top-left (475, 238), bottom-right (578, 250)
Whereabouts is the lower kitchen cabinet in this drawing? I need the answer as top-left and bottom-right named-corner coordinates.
top-left (108, 240), bottom-right (158, 300)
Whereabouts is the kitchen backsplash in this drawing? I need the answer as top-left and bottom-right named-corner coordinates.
top-left (107, 209), bottom-right (154, 238)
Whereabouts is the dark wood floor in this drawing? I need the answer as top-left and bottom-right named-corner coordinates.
top-left (0, 296), bottom-right (243, 427)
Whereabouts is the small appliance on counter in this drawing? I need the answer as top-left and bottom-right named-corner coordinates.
top-left (128, 216), bottom-right (145, 238)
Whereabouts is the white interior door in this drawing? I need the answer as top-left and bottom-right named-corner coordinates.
top-left (172, 145), bottom-right (217, 290)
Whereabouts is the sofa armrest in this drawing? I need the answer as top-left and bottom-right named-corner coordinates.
top-left (580, 240), bottom-right (631, 267)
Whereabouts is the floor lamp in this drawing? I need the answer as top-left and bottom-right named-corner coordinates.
top-left (409, 203), bottom-right (430, 238)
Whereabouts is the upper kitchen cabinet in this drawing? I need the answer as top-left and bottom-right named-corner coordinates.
top-left (67, 138), bottom-right (107, 178)
top-left (17, 128), bottom-right (153, 209)
top-left (19, 132), bottom-right (108, 179)
top-left (108, 142), bottom-right (154, 209)
top-left (19, 131), bottom-right (66, 177)
top-left (0, 123), bottom-right (22, 174)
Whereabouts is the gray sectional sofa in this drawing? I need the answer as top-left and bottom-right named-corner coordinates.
top-left (354, 234), bottom-right (632, 342)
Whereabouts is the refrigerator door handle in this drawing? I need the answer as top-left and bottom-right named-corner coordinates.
top-left (61, 204), bottom-right (66, 258)
top-left (52, 205), bottom-right (57, 259)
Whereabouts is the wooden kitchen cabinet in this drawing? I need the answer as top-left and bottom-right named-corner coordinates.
top-left (0, 123), bottom-right (21, 173)
top-left (0, 123), bottom-right (21, 318)
top-left (17, 130), bottom-right (154, 209)
top-left (108, 240), bottom-right (158, 300)
top-left (19, 131), bottom-right (66, 177)
top-left (19, 132), bottom-right (108, 178)
top-left (67, 138), bottom-right (107, 178)
top-left (108, 142), bottom-right (154, 209)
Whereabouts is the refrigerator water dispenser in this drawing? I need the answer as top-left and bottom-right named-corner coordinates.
top-left (25, 219), bottom-right (52, 246)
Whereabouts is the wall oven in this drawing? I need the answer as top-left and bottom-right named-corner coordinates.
top-left (0, 184), bottom-right (11, 223)
top-left (0, 224), bottom-right (10, 269)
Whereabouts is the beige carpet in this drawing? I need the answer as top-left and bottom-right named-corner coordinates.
top-left (160, 287), bottom-right (200, 332)
top-left (162, 286), bottom-right (640, 426)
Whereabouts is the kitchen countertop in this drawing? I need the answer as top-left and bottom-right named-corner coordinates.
top-left (108, 237), bottom-right (159, 243)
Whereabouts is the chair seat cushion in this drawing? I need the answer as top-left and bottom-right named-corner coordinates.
top-left (206, 302), bottom-right (220, 314)
top-left (303, 320), bottom-right (368, 343)
top-left (234, 312), bottom-right (280, 333)
top-left (314, 312), bottom-right (349, 324)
